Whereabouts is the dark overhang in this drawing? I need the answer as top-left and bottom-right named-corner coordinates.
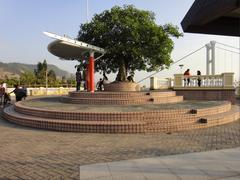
top-left (181, 0), bottom-right (240, 36)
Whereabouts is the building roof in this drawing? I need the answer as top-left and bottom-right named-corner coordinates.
top-left (181, 0), bottom-right (240, 36)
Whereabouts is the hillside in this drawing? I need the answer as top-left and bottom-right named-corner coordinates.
top-left (0, 61), bottom-right (72, 79)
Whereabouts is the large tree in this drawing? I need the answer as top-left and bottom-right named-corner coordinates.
top-left (77, 5), bottom-right (182, 81)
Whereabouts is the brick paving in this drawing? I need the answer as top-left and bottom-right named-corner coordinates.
top-left (0, 104), bottom-right (239, 179)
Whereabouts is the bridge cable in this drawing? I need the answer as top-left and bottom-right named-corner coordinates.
top-left (216, 46), bottom-right (240, 55)
top-left (137, 45), bottom-right (205, 83)
top-left (216, 42), bottom-right (240, 50)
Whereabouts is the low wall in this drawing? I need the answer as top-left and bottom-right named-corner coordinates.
top-left (7, 87), bottom-right (75, 96)
top-left (104, 82), bottom-right (140, 92)
top-left (175, 89), bottom-right (236, 104)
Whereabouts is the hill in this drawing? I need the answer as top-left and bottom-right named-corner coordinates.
top-left (0, 61), bottom-right (72, 79)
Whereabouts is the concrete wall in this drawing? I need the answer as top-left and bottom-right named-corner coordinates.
top-left (7, 87), bottom-right (76, 96)
top-left (175, 89), bottom-right (236, 104)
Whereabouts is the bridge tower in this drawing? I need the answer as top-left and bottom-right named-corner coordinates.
top-left (206, 41), bottom-right (216, 75)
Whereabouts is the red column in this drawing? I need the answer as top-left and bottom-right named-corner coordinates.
top-left (88, 52), bottom-right (95, 93)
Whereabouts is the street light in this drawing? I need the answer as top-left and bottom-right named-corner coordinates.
top-left (179, 64), bottom-right (184, 74)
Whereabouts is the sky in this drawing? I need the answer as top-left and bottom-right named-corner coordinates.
top-left (0, 0), bottom-right (239, 86)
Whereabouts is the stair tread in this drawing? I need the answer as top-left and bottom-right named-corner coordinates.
top-left (4, 106), bottom-right (145, 125)
top-left (64, 96), bottom-right (180, 101)
top-left (148, 106), bottom-right (239, 128)
top-left (14, 101), bottom-right (232, 121)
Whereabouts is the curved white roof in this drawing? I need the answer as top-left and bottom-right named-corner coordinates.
top-left (44, 31), bottom-right (105, 60)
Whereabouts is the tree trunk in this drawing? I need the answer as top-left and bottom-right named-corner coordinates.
top-left (116, 61), bottom-right (127, 81)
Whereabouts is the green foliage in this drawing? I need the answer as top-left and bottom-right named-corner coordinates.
top-left (0, 61), bottom-right (71, 79)
top-left (20, 71), bottom-right (36, 86)
top-left (34, 60), bottom-right (48, 84)
top-left (48, 69), bottom-right (57, 86)
top-left (66, 75), bottom-right (76, 85)
top-left (77, 5), bottom-right (182, 81)
top-left (0, 77), bottom-right (19, 87)
top-left (0, 60), bottom-right (74, 87)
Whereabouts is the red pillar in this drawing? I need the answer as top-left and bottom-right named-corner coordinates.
top-left (88, 52), bottom-right (95, 93)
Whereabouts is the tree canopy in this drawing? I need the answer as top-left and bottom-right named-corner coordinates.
top-left (78, 5), bottom-right (182, 81)
top-left (34, 60), bottom-right (48, 84)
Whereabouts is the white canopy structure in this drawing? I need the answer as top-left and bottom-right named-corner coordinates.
top-left (44, 31), bottom-right (105, 59)
top-left (44, 31), bottom-right (106, 92)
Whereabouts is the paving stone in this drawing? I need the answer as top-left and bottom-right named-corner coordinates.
top-left (0, 103), bottom-right (239, 179)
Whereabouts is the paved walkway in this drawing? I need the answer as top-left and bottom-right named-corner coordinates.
top-left (80, 148), bottom-right (240, 180)
top-left (0, 100), bottom-right (239, 179)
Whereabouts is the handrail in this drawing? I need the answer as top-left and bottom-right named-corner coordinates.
top-left (174, 73), bottom-right (234, 88)
top-left (150, 73), bottom-right (235, 90)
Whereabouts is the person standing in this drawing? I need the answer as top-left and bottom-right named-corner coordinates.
top-left (197, 70), bottom-right (201, 87)
top-left (0, 83), bottom-right (5, 106)
top-left (76, 67), bottom-right (82, 91)
top-left (127, 75), bottom-right (134, 82)
top-left (103, 71), bottom-right (110, 84)
top-left (96, 78), bottom-right (104, 91)
top-left (10, 85), bottom-right (26, 102)
top-left (82, 67), bottom-right (87, 90)
top-left (183, 69), bottom-right (191, 86)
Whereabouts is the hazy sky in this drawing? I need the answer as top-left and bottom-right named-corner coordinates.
top-left (0, 0), bottom-right (239, 86)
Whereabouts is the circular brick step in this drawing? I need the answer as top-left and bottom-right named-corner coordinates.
top-left (3, 106), bottom-right (145, 133)
top-left (13, 101), bottom-right (231, 122)
top-left (146, 106), bottom-right (240, 133)
top-left (61, 95), bottom-right (183, 105)
top-left (69, 91), bottom-right (176, 98)
top-left (3, 105), bottom-right (239, 133)
top-left (66, 91), bottom-right (181, 105)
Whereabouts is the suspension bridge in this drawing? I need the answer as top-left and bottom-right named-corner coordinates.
top-left (138, 41), bottom-right (240, 85)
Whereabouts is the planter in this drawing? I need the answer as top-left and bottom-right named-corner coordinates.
top-left (104, 82), bottom-right (140, 92)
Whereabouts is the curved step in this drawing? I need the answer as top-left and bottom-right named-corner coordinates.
top-left (61, 96), bottom-right (150, 105)
top-left (151, 96), bottom-right (183, 103)
top-left (68, 91), bottom-right (176, 98)
top-left (61, 95), bottom-right (183, 105)
top-left (147, 106), bottom-right (240, 133)
top-left (14, 101), bottom-right (232, 121)
top-left (3, 105), bottom-right (239, 133)
top-left (3, 106), bottom-right (145, 133)
top-left (149, 91), bottom-right (176, 97)
top-left (145, 101), bottom-right (231, 120)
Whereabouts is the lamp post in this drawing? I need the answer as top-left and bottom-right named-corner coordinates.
top-left (179, 64), bottom-right (184, 74)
